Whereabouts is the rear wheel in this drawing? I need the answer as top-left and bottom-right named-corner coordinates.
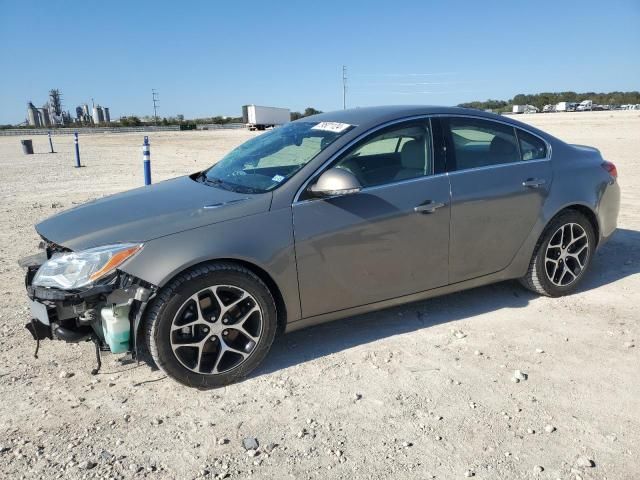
top-left (143, 263), bottom-right (277, 388)
top-left (520, 211), bottom-right (595, 296)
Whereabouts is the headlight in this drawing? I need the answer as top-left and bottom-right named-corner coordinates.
top-left (32, 243), bottom-right (142, 290)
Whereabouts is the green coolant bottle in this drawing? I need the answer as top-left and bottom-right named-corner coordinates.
top-left (101, 304), bottom-right (131, 354)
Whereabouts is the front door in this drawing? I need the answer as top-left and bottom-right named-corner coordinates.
top-left (441, 116), bottom-right (553, 283)
top-left (292, 119), bottom-right (451, 318)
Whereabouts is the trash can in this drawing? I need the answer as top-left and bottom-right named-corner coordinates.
top-left (21, 139), bottom-right (34, 155)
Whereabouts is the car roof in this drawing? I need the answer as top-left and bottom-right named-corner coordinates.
top-left (300, 105), bottom-right (558, 143)
top-left (300, 105), bottom-right (492, 128)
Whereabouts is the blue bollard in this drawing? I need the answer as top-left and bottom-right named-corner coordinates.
top-left (74, 132), bottom-right (81, 168)
top-left (48, 131), bottom-right (55, 153)
top-left (143, 136), bottom-right (151, 185)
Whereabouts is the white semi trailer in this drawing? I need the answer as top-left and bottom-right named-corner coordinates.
top-left (576, 100), bottom-right (593, 111)
top-left (512, 104), bottom-right (539, 114)
top-left (242, 105), bottom-right (290, 131)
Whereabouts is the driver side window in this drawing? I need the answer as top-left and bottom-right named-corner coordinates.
top-left (336, 122), bottom-right (432, 188)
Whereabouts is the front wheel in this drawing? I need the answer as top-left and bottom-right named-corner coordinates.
top-left (520, 211), bottom-right (595, 297)
top-left (143, 263), bottom-right (277, 388)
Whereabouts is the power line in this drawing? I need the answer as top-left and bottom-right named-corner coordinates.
top-left (152, 89), bottom-right (159, 126)
top-left (354, 72), bottom-right (457, 77)
top-left (352, 81), bottom-right (467, 87)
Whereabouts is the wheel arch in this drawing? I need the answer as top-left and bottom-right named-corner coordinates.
top-left (545, 203), bottom-right (600, 247)
top-left (155, 257), bottom-right (288, 334)
top-left (504, 201), bottom-right (602, 282)
top-left (517, 203), bottom-right (599, 296)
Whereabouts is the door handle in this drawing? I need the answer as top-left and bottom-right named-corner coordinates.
top-left (414, 201), bottom-right (445, 214)
top-left (522, 178), bottom-right (546, 188)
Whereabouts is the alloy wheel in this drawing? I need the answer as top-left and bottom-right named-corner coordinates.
top-left (170, 285), bottom-right (263, 374)
top-left (544, 223), bottom-right (590, 287)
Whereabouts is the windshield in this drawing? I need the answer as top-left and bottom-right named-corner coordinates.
top-left (200, 121), bottom-right (354, 193)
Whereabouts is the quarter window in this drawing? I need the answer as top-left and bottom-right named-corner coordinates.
top-left (517, 129), bottom-right (547, 161)
top-left (335, 122), bottom-right (432, 188)
top-left (447, 118), bottom-right (519, 171)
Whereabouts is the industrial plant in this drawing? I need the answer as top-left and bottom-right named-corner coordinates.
top-left (25, 89), bottom-right (111, 127)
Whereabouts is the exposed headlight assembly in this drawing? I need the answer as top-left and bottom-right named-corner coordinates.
top-left (32, 244), bottom-right (142, 290)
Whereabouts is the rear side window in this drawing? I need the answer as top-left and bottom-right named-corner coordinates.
top-left (446, 117), bottom-right (519, 171)
top-left (517, 129), bottom-right (547, 161)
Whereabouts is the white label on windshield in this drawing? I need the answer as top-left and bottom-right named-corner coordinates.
top-left (272, 174), bottom-right (285, 183)
top-left (311, 122), bottom-right (352, 133)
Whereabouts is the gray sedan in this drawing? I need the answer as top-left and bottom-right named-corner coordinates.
top-left (23, 106), bottom-right (620, 388)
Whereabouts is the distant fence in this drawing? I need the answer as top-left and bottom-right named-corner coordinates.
top-left (0, 126), bottom-right (180, 136)
top-left (196, 123), bottom-right (246, 130)
top-left (0, 124), bottom-right (248, 136)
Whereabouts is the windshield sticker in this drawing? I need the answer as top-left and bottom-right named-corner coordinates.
top-left (272, 174), bottom-right (285, 183)
top-left (311, 122), bottom-right (352, 133)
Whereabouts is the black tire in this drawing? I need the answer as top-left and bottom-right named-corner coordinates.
top-left (519, 210), bottom-right (596, 297)
top-left (142, 262), bottom-right (277, 389)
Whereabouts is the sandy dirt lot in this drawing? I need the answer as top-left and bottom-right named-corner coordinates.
top-left (0, 111), bottom-right (638, 480)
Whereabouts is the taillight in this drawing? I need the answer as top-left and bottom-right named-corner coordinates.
top-left (602, 161), bottom-right (617, 179)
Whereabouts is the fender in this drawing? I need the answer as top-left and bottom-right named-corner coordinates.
top-left (120, 207), bottom-right (302, 323)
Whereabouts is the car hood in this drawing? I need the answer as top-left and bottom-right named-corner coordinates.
top-left (36, 175), bottom-right (271, 251)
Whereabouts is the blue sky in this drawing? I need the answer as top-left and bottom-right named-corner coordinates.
top-left (1, 0), bottom-right (638, 124)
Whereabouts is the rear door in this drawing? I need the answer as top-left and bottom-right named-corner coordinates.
top-left (293, 119), bottom-right (451, 318)
top-left (441, 116), bottom-right (553, 283)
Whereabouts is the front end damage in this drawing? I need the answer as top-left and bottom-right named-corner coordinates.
top-left (21, 239), bottom-right (157, 374)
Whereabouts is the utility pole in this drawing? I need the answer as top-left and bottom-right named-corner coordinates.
top-left (342, 65), bottom-right (347, 110)
top-left (152, 89), bottom-right (159, 125)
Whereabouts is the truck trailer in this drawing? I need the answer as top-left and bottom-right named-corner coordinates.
top-left (576, 100), bottom-right (593, 112)
top-left (555, 102), bottom-right (579, 112)
top-left (242, 105), bottom-right (290, 131)
top-left (512, 104), bottom-right (539, 114)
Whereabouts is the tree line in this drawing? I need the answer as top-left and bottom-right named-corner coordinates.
top-left (459, 91), bottom-right (640, 112)
top-left (6, 107), bottom-right (325, 130)
top-left (290, 107), bottom-right (322, 120)
top-left (118, 107), bottom-right (323, 128)
top-left (119, 115), bottom-right (243, 127)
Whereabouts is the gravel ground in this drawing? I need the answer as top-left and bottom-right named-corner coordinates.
top-left (0, 111), bottom-right (638, 479)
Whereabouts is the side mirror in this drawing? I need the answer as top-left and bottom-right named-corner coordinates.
top-left (309, 168), bottom-right (362, 197)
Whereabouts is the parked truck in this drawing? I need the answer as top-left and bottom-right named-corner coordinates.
top-left (242, 105), bottom-right (290, 131)
top-left (512, 104), bottom-right (539, 114)
top-left (555, 101), bottom-right (579, 112)
top-left (576, 100), bottom-right (593, 112)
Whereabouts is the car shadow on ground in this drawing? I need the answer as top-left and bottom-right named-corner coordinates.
top-left (253, 228), bottom-right (640, 378)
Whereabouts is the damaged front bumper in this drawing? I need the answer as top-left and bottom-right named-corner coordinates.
top-left (21, 244), bottom-right (156, 373)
